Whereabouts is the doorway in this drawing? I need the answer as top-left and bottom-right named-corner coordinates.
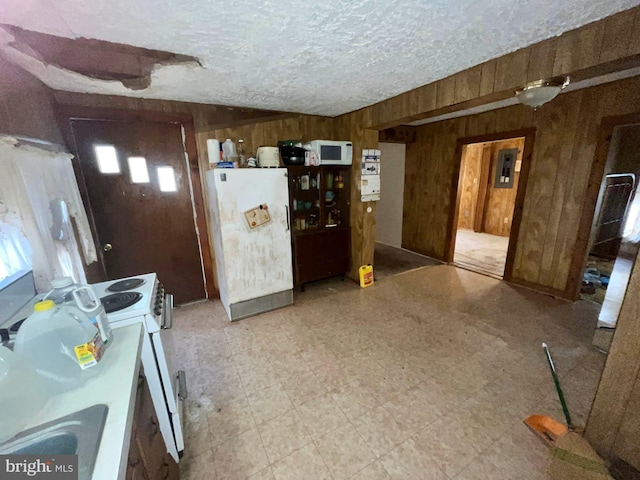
top-left (68, 117), bottom-right (209, 304)
top-left (452, 136), bottom-right (526, 278)
top-left (582, 124), bottom-right (640, 350)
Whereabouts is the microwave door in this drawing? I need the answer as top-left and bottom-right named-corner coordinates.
top-left (321, 145), bottom-right (342, 162)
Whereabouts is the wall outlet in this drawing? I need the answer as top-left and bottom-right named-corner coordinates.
top-left (504, 217), bottom-right (509, 223)
top-left (464, 209), bottom-right (469, 217)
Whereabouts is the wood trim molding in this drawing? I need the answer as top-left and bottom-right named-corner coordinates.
top-left (400, 243), bottom-right (445, 262)
top-left (54, 104), bottom-right (217, 298)
top-left (504, 129), bottom-right (536, 282)
top-left (445, 128), bottom-right (537, 280)
top-left (506, 276), bottom-right (572, 300)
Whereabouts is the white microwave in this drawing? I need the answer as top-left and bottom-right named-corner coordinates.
top-left (303, 140), bottom-right (353, 165)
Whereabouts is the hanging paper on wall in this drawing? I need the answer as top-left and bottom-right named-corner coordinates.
top-left (361, 175), bottom-right (381, 202)
top-left (360, 148), bottom-right (381, 201)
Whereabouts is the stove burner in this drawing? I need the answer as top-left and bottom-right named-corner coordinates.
top-left (100, 292), bottom-right (143, 313)
top-left (107, 278), bottom-right (146, 292)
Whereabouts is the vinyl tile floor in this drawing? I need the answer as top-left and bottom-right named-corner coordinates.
top-left (172, 265), bottom-right (605, 480)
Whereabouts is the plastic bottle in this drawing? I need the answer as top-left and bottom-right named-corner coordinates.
top-left (222, 139), bottom-right (238, 162)
top-left (45, 277), bottom-right (113, 345)
top-left (206, 139), bottom-right (221, 166)
top-left (43, 276), bottom-right (79, 304)
top-left (0, 346), bottom-right (48, 441)
top-left (73, 286), bottom-right (114, 345)
top-left (237, 139), bottom-right (247, 168)
top-left (14, 300), bottom-right (104, 393)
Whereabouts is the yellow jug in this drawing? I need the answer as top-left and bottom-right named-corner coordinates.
top-left (359, 264), bottom-right (374, 288)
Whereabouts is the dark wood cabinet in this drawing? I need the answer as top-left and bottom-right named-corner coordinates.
top-left (287, 166), bottom-right (350, 288)
top-left (127, 375), bottom-right (180, 480)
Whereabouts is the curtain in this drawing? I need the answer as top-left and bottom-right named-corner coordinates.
top-left (0, 136), bottom-right (97, 292)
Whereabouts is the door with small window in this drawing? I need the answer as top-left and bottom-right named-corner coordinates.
top-left (70, 119), bottom-right (205, 304)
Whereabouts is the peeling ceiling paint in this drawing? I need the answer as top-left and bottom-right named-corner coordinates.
top-left (0, 0), bottom-right (638, 116)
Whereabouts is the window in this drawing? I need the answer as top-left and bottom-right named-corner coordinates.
top-left (94, 145), bottom-right (120, 174)
top-left (157, 166), bottom-right (177, 192)
top-left (127, 157), bottom-right (150, 183)
top-left (0, 222), bottom-right (32, 283)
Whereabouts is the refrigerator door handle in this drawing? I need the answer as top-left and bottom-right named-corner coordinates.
top-left (285, 205), bottom-right (290, 231)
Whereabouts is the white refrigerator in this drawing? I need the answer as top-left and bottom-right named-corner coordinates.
top-left (206, 168), bottom-right (293, 321)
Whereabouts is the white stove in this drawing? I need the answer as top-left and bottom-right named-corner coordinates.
top-left (91, 273), bottom-right (163, 327)
top-left (91, 273), bottom-right (185, 463)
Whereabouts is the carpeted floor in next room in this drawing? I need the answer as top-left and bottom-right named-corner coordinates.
top-left (170, 264), bottom-right (605, 480)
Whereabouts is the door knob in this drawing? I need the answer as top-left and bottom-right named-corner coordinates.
top-left (103, 243), bottom-right (113, 252)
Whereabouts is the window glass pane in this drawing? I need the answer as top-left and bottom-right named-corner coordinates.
top-left (157, 166), bottom-right (177, 192)
top-left (127, 157), bottom-right (150, 183)
top-left (94, 145), bottom-right (120, 174)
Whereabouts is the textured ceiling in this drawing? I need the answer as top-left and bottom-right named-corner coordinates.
top-left (0, 0), bottom-right (638, 116)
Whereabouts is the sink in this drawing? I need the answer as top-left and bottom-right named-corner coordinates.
top-left (0, 404), bottom-right (108, 480)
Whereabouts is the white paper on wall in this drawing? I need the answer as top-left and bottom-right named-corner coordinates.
top-left (360, 148), bottom-right (381, 202)
top-left (361, 175), bottom-right (381, 202)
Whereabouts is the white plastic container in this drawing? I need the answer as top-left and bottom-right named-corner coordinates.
top-left (44, 277), bottom-right (113, 345)
top-left (73, 286), bottom-right (113, 345)
top-left (222, 139), bottom-right (238, 161)
top-left (43, 276), bottom-right (79, 304)
top-left (14, 300), bottom-right (104, 393)
top-left (0, 346), bottom-right (48, 442)
top-left (206, 139), bottom-right (221, 166)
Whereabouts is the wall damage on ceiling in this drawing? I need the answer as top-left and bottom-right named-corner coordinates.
top-left (0, 25), bottom-right (202, 93)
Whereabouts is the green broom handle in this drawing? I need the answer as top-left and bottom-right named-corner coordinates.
top-left (542, 342), bottom-right (573, 429)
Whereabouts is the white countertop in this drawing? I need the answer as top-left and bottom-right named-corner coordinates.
top-left (22, 323), bottom-right (144, 480)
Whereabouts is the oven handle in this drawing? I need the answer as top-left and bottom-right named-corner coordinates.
top-left (161, 294), bottom-right (174, 329)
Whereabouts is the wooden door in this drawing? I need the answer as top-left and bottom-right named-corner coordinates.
top-left (71, 118), bottom-right (205, 304)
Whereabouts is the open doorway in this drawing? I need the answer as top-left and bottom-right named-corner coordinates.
top-left (583, 124), bottom-right (640, 351)
top-left (453, 137), bottom-right (526, 278)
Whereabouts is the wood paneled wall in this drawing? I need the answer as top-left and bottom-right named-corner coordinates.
top-left (0, 56), bottom-right (63, 144)
top-left (359, 6), bottom-right (640, 129)
top-left (587, 247), bottom-right (640, 468)
top-left (457, 143), bottom-right (483, 230)
top-left (197, 115), bottom-right (334, 158)
top-left (53, 90), bottom-right (290, 133)
top-left (334, 110), bottom-right (379, 280)
top-left (483, 138), bottom-right (525, 237)
top-left (403, 76), bottom-right (640, 299)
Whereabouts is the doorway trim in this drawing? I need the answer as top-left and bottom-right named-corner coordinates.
top-left (446, 128), bottom-right (536, 282)
top-left (569, 112), bottom-right (640, 301)
top-left (54, 105), bottom-right (217, 299)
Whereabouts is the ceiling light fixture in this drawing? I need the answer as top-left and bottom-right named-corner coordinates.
top-left (516, 76), bottom-right (570, 109)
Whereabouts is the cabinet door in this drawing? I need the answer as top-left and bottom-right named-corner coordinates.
top-left (134, 376), bottom-right (180, 480)
top-left (288, 166), bottom-right (322, 232)
top-left (322, 166), bottom-right (350, 229)
top-left (293, 229), bottom-right (349, 285)
top-left (126, 440), bottom-right (150, 480)
top-left (321, 229), bottom-right (350, 277)
top-left (293, 234), bottom-right (325, 284)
